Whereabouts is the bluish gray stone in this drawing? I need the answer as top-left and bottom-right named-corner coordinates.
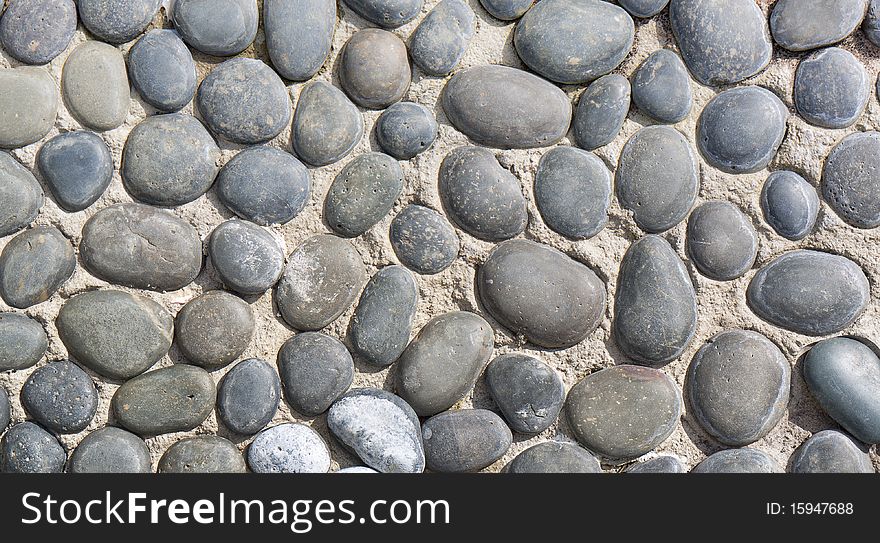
top-left (747, 250), bottom-right (869, 336)
top-left (0, 226), bottom-right (75, 309)
top-left (692, 448), bottom-right (783, 473)
top-left (325, 153), bottom-right (404, 238)
top-left (68, 427), bottom-right (152, 473)
top-left (78, 0), bottom-right (160, 44)
top-left (37, 131), bottom-right (113, 212)
top-left (264, 0), bottom-right (336, 81)
top-left (535, 146), bottom-right (611, 239)
top-left (0, 152), bottom-right (42, 236)
top-left (625, 455), bottom-right (685, 473)
top-left (128, 29), bottom-right (198, 112)
top-left (822, 131), bottom-right (880, 228)
top-left (686, 201), bottom-right (758, 281)
top-left (794, 48), bottom-right (868, 129)
top-left (390, 205), bottom-right (459, 275)
top-left (0, 389), bottom-right (8, 432)
top-left (442, 65), bottom-right (572, 149)
top-left (409, 0), bottom-right (475, 76)
top-left (423, 409), bottom-right (512, 473)
top-left (0, 67), bottom-right (58, 148)
top-left (278, 332), bottom-right (354, 416)
top-left (218, 358), bottom-right (280, 435)
top-left (478, 239), bottom-right (606, 349)
top-left (338, 29), bottom-right (411, 109)
top-left (375, 102), bottom-right (438, 160)
top-left (172, 0), bottom-right (258, 56)
top-left (573, 74), bottom-right (630, 151)
top-left (619, 0), bottom-right (669, 17)
top-left (514, 0), bottom-right (634, 84)
top-left (789, 430), bottom-right (874, 473)
top-left (175, 290), bottom-right (255, 370)
top-left (865, 0), bottom-right (880, 46)
top-left (439, 146), bottom-right (528, 241)
top-left (342, 0), bottom-right (423, 28)
top-left (770, 0), bottom-right (867, 52)
top-left (0, 0), bottom-right (76, 64)
top-left (506, 442), bottom-right (601, 473)
top-left (248, 423), bottom-right (331, 473)
top-left (292, 81), bottom-right (363, 167)
top-left (22, 360), bottom-right (98, 434)
top-left (0, 422), bottom-right (65, 473)
top-left (159, 436), bottom-right (247, 473)
top-left (478, 0), bottom-right (533, 20)
top-left (62, 41), bottom-right (130, 131)
top-left (631, 49), bottom-right (692, 123)
top-left (485, 353), bottom-right (564, 434)
top-left (761, 171), bottom-right (819, 241)
top-left (0, 313), bottom-right (48, 372)
top-left (350, 266), bottom-right (418, 367)
top-left (208, 220), bottom-right (285, 295)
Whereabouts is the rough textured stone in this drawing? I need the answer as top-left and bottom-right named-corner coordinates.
top-left (789, 430), bottom-right (874, 473)
top-left (0, 389), bottom-right (9, 432)
top-left (218, 358), bottom-right (280, 435)
top-left (822, 131), bottom-right (880, 229)
top-left (159, 436), bottom-right (247, 473)
top-left (264, 0), bottom-right (336, 81)
top-left (631, 49), bottom-right (692, 123)
top-left (619, 0), bottom-right (669, 17)
top-left (37, 131), bottom-right (113, 212)
top-left (0, 0), bottom-right (76, 65)
top-left (325, 153), bottom-right (404, 238)
top-left (770, 0), bottom-right (867, 52)
top-left (691, 448), bottom-right (783, 473)
top-left (0, 226), bottom-right (75, 309)
top-left (686, 201), bottom-right (758, 281)
top-left (535, 146), bottom-right (611, 239)
top-left (478, 0), bottom-right (532, 20)
top-left (338, 29), bottom-right (410, 109)
top-left (573, 74), bottom-right (631, 151)
top-left (62, 41), bottom-right (130, 131)
top-left (409, 0), bottom-right (475, 76)
top-left (375, 102), bottom-right (438, 160)
top-left (761, 171), bottom-right (819, 241)
top-left (485, 353), bottom-right (564, 434)
top-left (865, 0), bottom-right (880, 46)
top-left (794, 48), bottom-right (868, 129)
top-left (625, 455), bottom-right (685, 473)
top-left (423, 409), bottom-right (512, 473)
top-left (278, 332), bottom-right (354, 416)
top-left (505, 442), bottom-right (601, 473)
top-left (0, 422), bottom-right (65, 473)
top-left (248, 423), bottom-right (330, 473)
top-left (68, 427), bottom-right (152, 473)
top-left (291, 81), bottom-right (363, 167)
top-left (78, 0), bottom-right (160, 44)
top-left (390, 205), bottom-right (459, 275)
top-left (128, 29), bottom-right (198, 112)
top-left (208, 220), bottom-right (285, 295)
top-left (342, 0), bottom-right (423, 28)
top-left (0, 67), bottom-right (58, 148)
top-left (350, 266), bottom-right (418, 367)
top-left (21, 360), bottom-right (98, 434)
top-left (172, 0), bottom-right (258, 56)
top-left (0, 153), bottom-right (42, 236)
top-left (0, 313), bottom-right (48, 371)
top-left (175, 291), bottom-right (255, 370)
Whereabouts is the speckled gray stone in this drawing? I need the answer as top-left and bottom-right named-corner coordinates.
top-left (0, 67), bottom-right (58, 148)
top-left (692, 448), bottom-right (783, 473)
top-left (37, 131), bottom-right (113, 212)
top-left (0, 389), bottom-right (8, 432)
top-left (505, 442), bottom-right (601, 474)
top-left (865, 0), bottom-right (880, 46)
top-left (535, 146), bottom-right (611, 239)
top-left (439, 146), bottom-right (527, 241)
top-left (338, 29), bottom-right (410, 110)
top-left (794, 48), bottom-right (868, 129)
top-left (822, 131), bottom-right (880, 229)
top-left (78, 0), bottom-right (160, 44)
top-left (68, 427), bottom-right (152, 473)
top-left (21, 360), bottom-right (97, 434)
top-left (248, 423), bottom-right (331, 473)
top-left (761, 171), bottom-right (819, 241)
top-left (208, 220), bottom-right (285, 295)
top-left (390, 205), bottom-right (459, 275)
top-left (478, 0), bottom-right (532, 20)
top-left (0, 0), bottom-right (76, 64)
top-left (172, 0), bottom-right (258, 56)
top-left (291, 81), bottom-right (363, 167)
top-left (62, 41), bottom-right (130, 132)
top-left (631, 49), bottom-right (692, 123)
top-left (485, 353), bottom-right (564, 434)
top-left (619, 0), bottom-right (669, 17)
top-left (625, 455), bottom-right (685, 473)
top-left (218, 358), bottom-right (280, 435)
top-left (686, 201), bottom-right (758, 281)
top-left (175, 290), bottom-right (255, 370)
top-left (325, 153), bottom-right (404, 238)
top-left (566, 365), bottom-right (681, 459)
top-left (327, 388), bottom-right (425, 473)
top-left (0, 226), bottom-right (75, 309)
top-left (396, 311), bottom-right (494, 416)
top-left (747, 250), bottom-right (869, 336)
top-left (789, 430), bottom-right (874, 473)
top-left (442, 65), bottom-right (572, 149)
top-left (0, 313), bottom-right (48, 371)
top-left (410, 0), bottom-right (475, 76)
top-left (573, 74), bottom-right (630, 151)
top-left (80, 203), bottom-right (203, 292)
top-left (770, 0), bottom-right (867, 52)
top-left (159, 436), bottom-right (247, 473)
top-left (613, 235), bottom-right (697, 365)
top-left (350, 266), bottom-right (418, 367)
top-left (0, 153), bottom-right (42, 236)
top-left (275, 235), bottom-right (366, 331)
top-left (342, 0), bottom-right (423, 28)
top-left (0, 422), bottom-right (66, 473)
top-left (375, 102), bottom-right (438, 160)
top-left (264, 0), bottom-right (336, 81)
top-left (128, 30), bottom-right (198, 112)
top-left (278, 332), bottom-right (354, 416)
top-left (423, 409), bottom-right (512, 473)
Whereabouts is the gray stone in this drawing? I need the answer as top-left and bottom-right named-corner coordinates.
top-left (631, 49), bottom-right (692, 123)
top-left (0, 0), bottom-right (76, 64)
top-left (218, 358), bottom-right (280, 435)
top-left (0, 67), bottom-right (58, 148)
top-left (325, 153), bottom-right (404, 238)
top-left (375, 102), bottom-right (439, 160)
top-left (128, 29), bottom-right (198, 112)
top-left (478, 0), bottom-right (533, 20)
top-left (566, 365), bottom-right (681, 459)
top-left (794, 48), bottom-right (868, 129)
top-left (21, 360), bottom-right (98, 434)
top-left (172, 0), bottom-right (258, 56)
top-left (78, 0), bottom-right (160, 44)
top-left (619, 0), bottom-right (669, 17)
top-left (327, 388), bottom-right (425, 473)
top-left (409, 0), bottom-right (475, 76)
top-left (337, 466), bottom-right (378, 473)
top-left (248, 423), bottom-right (331, 473)
top-left (396, 311), bottom-right (493, 416)
top-left (390, 205), bottom-right (459, 275)
top-left (535, 146), bottom-right (611, 239)
top-left (0, 153), bottom-right (42, 236)
top-left (208, 220), bottom-right (285, 295)
top-left (691, 448), bottom-right (783, 473)
top-left (423, 409), bottom-right (512, 473)
top-left (770, 0), bottom-right (867, 52)
top-left (441, 65), bottom-right (572, 149)
top-left (514, 0), bottom-right (634, 84)
top-left (822, 131), bottom-right (880, 228)
top-left (291, 81), bottom-right (363, 167)
top-left (686, 201), bottom-right (758, 281)
top-left (62, 41), bottom-right (130, 132)
top-left (216, 147), bottom-right (310, 226)
top-left (0, 389), bottom-right (8, 432)
top-left (505, 442), bottom-right (601, 473)
top-left (789, 430), bottom-right (874, 473)
top-left (350, 266), bottom-right (418, 367)
top-left (625, 455), bottom-right (685, 473)
top-left (0, 422), bottom-right (65, 473)
top-left (80, 203), bottom-right (203, 292)
top-left (278, 332), bottom-right (354, 416)
top-left (747, 250), bottom-right (869, 336)
top-left (159, 436), bottom-right (247, 473)
top-left (439, 146), bottom-right (528, 241)
top-left (197, 58), bottom-right (291, 144)
top-left (338, 29), bottom-right (410, 110)
top-left (175, 290), bottom-right (255, 370)
top-left (342, 0), bottom-right (423, 28)
top-left (574, 75), bottom-right (631, 151)
top-left (264, 0), bottom-right (336, 81)
top-left (761, 171), bottom-right (819, 241)
top-left (275, 235), bottom-right (366, 331)
top-left (0, 313), bottom-right (48, 372)
top-left (0, 226), bottom-right (74, 309)
top-left (616, 126), bottom-right (698, 233)
top-left (485, 353), bottom-right (564, 434)
top-left (613, 235), bottom-right (697, 365)
top-left (37, 131), bottom-right (113, 212)
top-left (865, 0), bottom-right (880, 46)
top-left (68, 427), bottom-right (152, 473)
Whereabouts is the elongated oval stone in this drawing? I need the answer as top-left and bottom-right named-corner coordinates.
top-left (423, 409), bottom-right (512, 473)
top-left (535, 146), bottom-right (611, 239)
top-left (619, 0), bottom-right (669, 17)
top-left (0, 313), bottom-right (48, 371)
top-left (278, 332), bottom-right (354, 416)
top-left (625, 455), bottom-right (685, 473)
top-left (37, 131), bottom-right (113, 212)
top-left (175, 290), bottom-right (255, 370)
top-left (442, 65), bottom-right (572, 149)
top-left (613, 235), bottom-right (697, 365)
top-left (248, 423), bottom-right (330, 473)
top-left (761, 171), bottom-right (819, 241)
top-left (692, 448), bottom-right (783, 473)
top-left (375, 102), bottom-right (438, 160)
top-left (822, 131), bottom-right (880, 228)
top-left (0, 0), bottom-right (77, 65)
top-left (485, 353), bottom-right (564, 434)
top-left (325, 153), bottom-right (404, 238)
top-left (0, 226), bottom-right (75, 309)
top-left (22, 360), bottom-right (98, 434)
top-left (747, 250), bottom-right (869, 336)
top-left (794, 48), bottom-right (868, 129)
top-left (479, 0), bottom-right (532, 20)
top-left (0, 422), bottom-right (65, 473)
top-left (395, 311), bottom-right (494, 416)
top-left (574, 75), bottom-right (631, 151)
top-left (566, 365), bottom-right (682, 459)
top-left (685, 201), bottom-right (758, 281)
top-left (409, 0), bottom-right (475, 76)
top-left (0, 153), bottom-right (42, 236)
top-left (78, 0), bottom-right (160, 44)
top-left (218, 358), bottom-right (280, 435)
top-left (265, 0), bottom-right (335, 81)
top-left (770, 0), bottom-right (867, 52)
top-left (208, 220), bottom-right (285, 295)
top-left (342, 0), bottom-right (423, 28)
top-left (68, 427), bottom-right (152, 473)
top-left (128, 29), bottom-right (198, 113)
top-left (62, 41), bottom-right (130, 132)
top-left (478, 239), bottom-right (606, 349)
top-left (292, 81), bottom-right (363, 167)
top-left (57, 290), bottom-right (173, 380)
top-left (390, 205), bottom-right (459, 275)
top-left (0, 67), bottom-right (58, 149)
top-left (631, 49), bottom-right (692, 124)
top-left (172, 0), bottom-right (258, 56)
top-left (789, 430), bottom-right (874, 473)
top-left (506, 442), bottom-right (601, 474)
top-left (350, 266), bottom-right (419, 367)
top-left (160, 436), bottom-right (247, 473)
top-left (338, 29), bottom-right (410, 110)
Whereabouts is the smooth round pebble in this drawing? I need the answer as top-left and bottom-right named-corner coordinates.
top-left (485, 353), bottom-right (564, 434)
top-left (0, 226), bottom-right (75, 309)
top-left (822, 131), bottom-right (880, 229)
top-left (0, 0), bottom-right (77, 65)
top-left (37, 131), bottom-right (113, 212)
top-left (631, 49), bottom-right (692, 123)
top-left (325, 152), bottom-right (404, 238)
top-left (248, 423), bottom-right (330, 473)
top-left (760, 171), bottom-right (819, 241)
top-left (175, 291), bottom-right (254, 370)
top-left (686, 201), bottom-right (758, 281)
top-left (625, 455), bottom-right (685, 473)
top-left (573, 74), bottom-right (631, 151)
top-left (0, 67), bottom-right (58, 148)
top-left (350, 266), bottom-right (419, 367)
top-left (789, 430), bottom-right (874, 473)
top-left (78, 0), bottom-right (161, 44)
top-left (0, 422), bottom-right (66, 473)
top-left (505, 442), bottom-right (601, 474)
top-left (208, 219), bottom-right (285, 295)
top-left (218, 359), bottom-right (280, 435)
top-left (338, 29), bottom-right (410, 110)
top-left (62, 41), bottom-right (130, 132)
top-left (423, 409), bottom-right (512, 473)
top-left (128, 29), bottom-right (198, 112)
top-left (375, 102), bottom-right (438, 160)
top-left (264, 0), bottom-right (336, 81)
top-left (0, 389), bottom-right (8, 432)
top-left (342, 0), bottom-right (423, 28)
top-left (278, 332), bottom-right (354, 417)
top-left (21, 360), bottom-right (98, 434)
top-left (619, 0), bottom-right (669, 17)
top-left (535, 146), bottom-right (611, 239)
top-left (692, 448), bottom-right (783, 473)
top-left (159, 436), bottom-right (247, 473)
top-left (794, 47), bottom-right (868, 129)
top-left (478, 0), bottom-right (532, 20)
top-left (172, 0), bottom-right (258, 56)
top-left (0, 313), bottom-right (49, 372)
top-left (0, 153), bottom-right (42, 236)
top-left (770, 0), bottom-right (867, 52)
top-left (292, 81), bottom-right (363, 167)
top-left (68, 427), bottom-right (152, 473)
top-left (389, 205), bottom-right (459, 275)
top-left (409, 0), bottom-right (475, 76)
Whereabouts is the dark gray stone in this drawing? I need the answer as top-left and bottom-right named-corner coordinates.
top-left (865, 0), bottom-right (880, 46)
top-left (175, 291), bottom-right (255, 370)
top-left (0, 422), bottom-right (65, 473)
top-left (128, 29), bottom-right (198, 112)
top-left (350, 266), bottom-right (418, 367)
top-left (574, 75), bottom-right (630, 151)
top-left (770, 0), bottom-right (867, 52)
top-left (747, 250), bottom-right (869, 336)
top-left (0, 0), bottom-right (76, 64)
top-left (325, 153), bottom-right (404, 238)
top-left (439, 146), bottom-right (528, 241)
top-left (218, 358), bottom-right (280, 435)
top-left (0, 67), bottom-right (58, 148)
top-left (686, 201), bottom-right (758, 281)
top-left (264, 0), bottom-right (336, 81)
top-left (761, 171), bottom-right (819, 241)
top-left (794, 48), bottom-right (868, 129)
top-left (409, 0), bottom-right (475, 76)
top-left (278, 332), bottom-right (354, 416)
top-left (0, 313), bottom-right (48, 372)
top-left (172, 0), bottom-right (258, 56)
top-left (616, 126), bottom-right (698, 233)
top-left (21, 360), bottom-right (98, 434)
top-left (485, 353), bottom-right (564, 434)
top-left (78, 0), bottom-right (160, 44)
top-left (68, 427), bottom-right (152, 473)
top-left (631, 49), bottom-right (692, 123)
top-left (822, 131), bottom-right (880, 228)
top-left (625, 455), bottom-right (685, 473)
top-left (375, 102), bottom-right (438, 160)
top-left (505, 442), bottom-right (601, 473)
top-left (441, 65), bottom-right (572, 149)
top-left (159, 436), bottom-right (247, 473)
top-left (208, 220), bottom-right (285, 295)
top-left (566, 365), bottom-right (681, 459)
top-left (390, 205), bottom-right (459, 275)
top-left (37, 131), bottom-right (113, 212)
top-left (342, 0), bottom-right (423, 28)
top-left (0, 152), bottom-right (42, 236)
top-left (691, 448), bottom-right (783, 473)
top-left (478, 0), bottom-right (532, 20)
top-left (0, 389), bottom-right (8, 432)
top-left (338, 29), bottom-right (410, 109)
top-left (423, 409), bottom-right (512, 473)
top-left (396, 311), bottom-right (494, 416)
top-left (291, 81), bottom-right (363, 167)
top-left (613, 235), bottom-right (697, 365)
top-left (619, 0), bottom-right (669, 17)
top-left (248, 423), bottom-right (331, 473)
top-left (789, 430), bottom-right (874, 473)
top-left (535, 146), bottom-right (611, 239)
top-left (62, 41), bottom-right (130, 132)
top-left (0, 226), bottom-right (75, 309)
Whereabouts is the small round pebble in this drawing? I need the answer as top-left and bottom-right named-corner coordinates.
top-left (208, 219), bottom-right (285, 295)
top-left (324, 152), bottom-right (404, 238)
top-left (342, 0), bottom-right (423, 28)
top-left (573, 74), bottom-right (631, 151)
top-left (375, 102), bottom-right (439, 160)
top-left (691, 448), bottom-right (783, 473)
top-left (0, 313), bottom-right (49, 372)
top-left (128, 29), bottom-right (198, 113)
top-left (760, 171), bottom-right (819, 241)
top-left (770, 0), bottom-right (867, 52)
top-left (390, 205), bottom-right (459, 275)
top-left (0, 389), bottom-right (9, 432)
top-left (409, 0), bottom-right (475, 76)
top-left (0, 0), bottom-right (77, 65)
top-left (291, 81), bottom-right (363, 167)
top-left (794, 47), bottom-right (868, 129)
top-left (159, 436), bottom-right (247, 473)
top-left (21, 360), bottom-right (98, 434)
top-left (822, 131), bottom-right (880, 228)
top-left (478, 0), bottom-right (533, 20)
top-left (350, 266), bottom-right (419, 367)
top-left (0, 67), bottom-right (58, 148)
top-left (278, 332), bottom-right (354, 416)
top-left (37, 131), bottom-right (113, 212)
top-left (631, 49), bottom-right (692, 124)
top-left (218, 358), bottom-right (280, 435)
top-left (685, 201), bottom-right (758, 281)
top-left (248, 423), bottom-right (331, 473)
top-left (789, 430), bottom-right (874, 473)
top-left (0, 226), bottom-right (76, 309)
top-left (535, 146), bottom-right (611, 239)
top-left (619, 0), bottom-right (669, 18)
top-left (505, 442), bottom-right (601, 474)
top-left (78, 0), bottom-right (161, 44)
top-left (625, 455), bottom-right (685, 474)
top-left (0, 152), bottom-right (42, 236)
top-left (0, 422), bottom-right (66, 473)
top-left (172, 0), bottom-right (258, 56)
top-left (175, 290), bottom-right (255, 370)
top-left (62, 41), bottom-right (130, 132)
top-left (423, 409), bottom-right (512, 473)
top-left (264, 0), bottom-right (336, 81)
top-left (338, 29), bottom-right (411, 110)
top-left (68, 427), bottom-right (152, 473)
top-left (485, 353), bottom-right (565, 434)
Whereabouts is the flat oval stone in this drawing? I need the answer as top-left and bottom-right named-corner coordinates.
top-left (485, 353), bottom-right (564, 434)
top-left (291, 81), bottom-right (363, 167)
top-left (697, 86), bottom-right (788, 174)
top-left (409, 0), bottom-right (475, 76)
top-left (687, 330), bottom-right (790, 446)
top-left (197, 58), bottom-right (291, 144)
top-left (691, 448), bottom-right (783, 473)
top-left (625, 455), bottom-right (685, 473)
top-left (613, 235), bottom-right (697, 365)
top-left (327, 388), bottom-right (425, 473)
top-left (822, 131), bottom-right (880, 228)
top-left (208, 219), bottom-right (285, 295)
top-left (172, 0), bottom-right (258, 56)
top-left (275, 235), bottom-right (366, 331)
top-left (442, 65), bottom-right (572, 149)
top-left (68, 427), bottom-right (152, 473)
top-left (479, 239), bottom-right (606, 349)
top-left (389, 205), bottom-right (459, 275)
top-left (0, 422), bottom-right (65, 473)
top-left (566, 365), bottom-right (681, 459)
top-left (218, 358), bottom-right (280, 435)
top-left (159, 436), bottom-right (246, 473)
top-left (686, 201), bottom-right (758, 281)
top-left (514, 0), bottom-right (634, 84)
top-left (535, 146), bottom-right (611, 239)
top-left (423, 409), bottom-right (512, 473)
top-left (506, 442), bottom-right (601, 473)
top-left (619, 0), bottom-right (669, 17)
top-left (761, 171), bottom-right (819, 241)
top-left (789, 430), bottom-right (874, 473)
top-left (21, 360), bottom-right (98, 434)
top-left (278, 332), bottom-right (354, 416)
top-left (395, 311), bottom-right (494, 416)
top-left (803, 338), bottom-right (880, 444)
top-left (0, 153), bottom-right (42, 236)
top-left (0, 389), bottom-right (8, 432)
top-left (631, 49), bottom-right (692, 123)
top-left (80, 203), bottom-right (203, 292)
top-left (217, 147), bottom-right (310, 226)
top-left (338, 29), bottom-right (410, 110)
top-left (175, 290), bottom-right (255, 370)
top-left (770, 0), bottom-right (867, 52)
top-left (342, 0), bottom-right (423, 28)
top-left (0, 0), bottom-right (77, 64)
top-left (62, 41), bottom-right (130, 132)
top-left (794, 48), bottom-right (868, 129)
top-left (37, 131), bottom-right (113, 212)
top-left (866, 0), bottom-right (880, 46)
top-left (747, 250), bottom-right (869, 336)
top-left (325, 153), bottom-right (404, 238)
top-left (265, 0), bottom-right (335, 81)
top-left (0, 313), bottom-right (48, 371)
top-left (248, 423), bottom-right (330, 473)
top-left (478, 0), bottom-right (532, 20)
top-left (57, 290), bottom-right (173, 380)
top-left (0, 226), bottom-right (75, 309)
top-left (439, 146), bottom-right (528, 241)
top-left (128, 29), bottom-right (198, 112)
top-left (669, 0), bottom-right (772, 86)
top-left (616, 126), bottom-right (698, 233)
top-left (574, 74), bottom-right (630, 151)
top-left (375, 102), bottom-right (438, 160)
top-left (350, 266), bottom-right (419, 367)
top-left (78, 0), bottom-right (160, 44)
top-left (112, 365), bottom-right (216, 436)
top-left (0, 67), bottom-right (58, 148)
